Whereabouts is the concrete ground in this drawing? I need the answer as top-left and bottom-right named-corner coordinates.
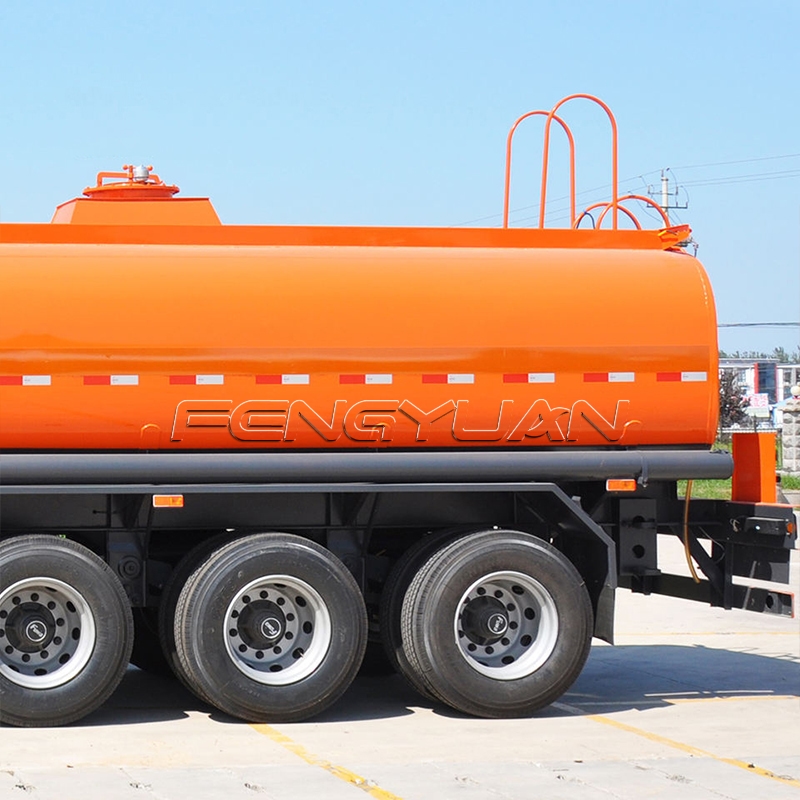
top-left (1, 538), bottom-right (798, 800)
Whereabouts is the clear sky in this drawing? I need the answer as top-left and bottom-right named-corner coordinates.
top-left (1, 1), bottom-right (798, 356)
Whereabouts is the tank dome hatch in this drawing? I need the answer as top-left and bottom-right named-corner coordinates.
top-left (51, 165), bottom-right (221, 225)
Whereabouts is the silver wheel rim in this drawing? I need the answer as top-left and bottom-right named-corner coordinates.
top-left (0, 577), bottom-right (97, 689)
top-left (454, 570), bottom-right (558, 680)
top-left (223, 574), bottom-right (331, 686)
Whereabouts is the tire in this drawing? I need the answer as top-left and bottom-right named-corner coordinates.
top-left (173, 533), bottom-right (367, 722)
top-left (130, 607), bottom-right (173, 677)
top-left (379, 528), bottom-right (466, 698)
top-left (0, 536), bottom-right (133, 727)
top-left (158, 534), bottom-right (233, 687)
top-left (401, 529), bottom-right (593, 718)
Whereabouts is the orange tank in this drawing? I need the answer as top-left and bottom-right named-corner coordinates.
top-left (0, 122), bottom-right (718, 453)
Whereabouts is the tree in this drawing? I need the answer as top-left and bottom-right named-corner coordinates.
top-left (719, 347), bottom-right (800, 362)
top-left (719, 370), bottom-right (748, 428)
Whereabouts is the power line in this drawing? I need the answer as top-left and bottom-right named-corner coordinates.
top-left (718, 322), bottom-right (800, 328)
top-left (680, 168), bottom-right (800, 188)
top-left (455, 171), bottom-right (661, 226)
top-left (455, 152), bottom-right (800, 227)
top-left (672, 152), bottom-right (800, 170)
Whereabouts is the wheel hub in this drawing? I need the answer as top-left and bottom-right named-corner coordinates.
top-left (223, 574), bottom-right (333, 686)
top-left (461, 596), bottom-right (509, 645)
top-left (5, 603), bottom-right (56, 652)
top-left (455, 570), bottom-right (559, 681)
top-left (0, 577), bottom-right (97, 690)
top-left (237, 601), bottom-right (286, 648)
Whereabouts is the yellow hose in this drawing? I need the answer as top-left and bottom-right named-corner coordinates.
top-left (683, 479), bottom-right (701, 583)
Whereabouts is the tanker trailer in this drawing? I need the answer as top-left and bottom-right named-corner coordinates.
top-left (0, 97), bottom-right (795, 727)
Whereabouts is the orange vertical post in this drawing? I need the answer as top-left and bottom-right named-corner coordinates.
top-left (731, 432), bottom-right (777, 503)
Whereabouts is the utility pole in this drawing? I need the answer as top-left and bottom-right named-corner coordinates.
top-left (649, 169), bottom-right (688, 216)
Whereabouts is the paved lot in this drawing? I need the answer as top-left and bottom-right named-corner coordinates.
top-left (1, 539), bottom-right (798, 800)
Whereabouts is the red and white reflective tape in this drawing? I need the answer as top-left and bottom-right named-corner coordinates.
top-left (169, 374), bottom-right (225, 386)
top-left (0, 369), bottom-right (713, 388)
top-left (340, 374), bottom-right (393, 385)
top-left (0, 375), bottom-right (52, 386)
top-left (656, 371), bottom-right (708, 382)
top-left (584, 372), bottom-right (635, 383)
top-left (422, 373), bottom-right (475, 385)
top-left (503, 372), bottom-right (556, 384)
top-left (83, 375), bottom-right (139, 386)
top-left (256, 374), bottom-right (310, 385)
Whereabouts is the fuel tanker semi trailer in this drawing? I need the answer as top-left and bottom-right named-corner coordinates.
top-left (0, 96), bottom-right (795, 727)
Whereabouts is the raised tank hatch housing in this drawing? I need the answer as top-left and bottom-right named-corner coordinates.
top-left (51, 164), bottom-right (221, 225)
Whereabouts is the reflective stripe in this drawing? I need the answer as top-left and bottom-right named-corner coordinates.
top-left (504, 373), bottom-right (556, 384)
top-left (84, 375), bottom-right (139, 386)
top-left (170, 375), bottom-right (225, 385)
top-left (365, 374), bottom-right (393, 385)
top-left (341, 374), bottom-right (393, 385)
top-left (682, 371), bottom-right (708, 382)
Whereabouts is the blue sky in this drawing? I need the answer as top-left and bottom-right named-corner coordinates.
top-left (1, 1), bottom-right (798, 356)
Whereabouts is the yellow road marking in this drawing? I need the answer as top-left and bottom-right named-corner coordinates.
top-left (251, 724), bottom-right (404, 800)
top-left (554, 702), bottom-right (800, 788)
top-left (591, 716), bottom-right (800, 788)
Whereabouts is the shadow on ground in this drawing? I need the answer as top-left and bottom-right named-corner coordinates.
top-left (61, 642), bottom-right (800, 728)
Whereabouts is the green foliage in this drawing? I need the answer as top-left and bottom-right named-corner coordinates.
top-left (781, 474), bottom-right (800, 490)
top-left (677, 479), bottom-right (731, 500)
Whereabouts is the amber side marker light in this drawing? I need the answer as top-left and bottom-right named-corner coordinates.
top-left (153, 494), bottom-right (185, 508)
top-left (606, 479), bottom-right (637, 492)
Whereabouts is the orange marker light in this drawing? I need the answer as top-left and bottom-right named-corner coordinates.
top-left (152, 494), bottom-right (184, 508)
top-left (606, 479), bottom-right (637, 492)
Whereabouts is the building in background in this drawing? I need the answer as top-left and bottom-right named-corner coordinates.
top-left (719, 358), bottom-right (800, 427)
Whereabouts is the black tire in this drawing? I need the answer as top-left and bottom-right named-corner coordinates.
top-left (379, 528), bottom-right (466, 698)
top-left (0, 536), bottom-right (133, 727)
top-left (130, 607), bottom-right (173, 677)
top-left (401, 529), bottom-right (593, 718)
top-left (173, 533), bottom-right (367, 722)
top-left (158, 534), bottom-right (233, 687)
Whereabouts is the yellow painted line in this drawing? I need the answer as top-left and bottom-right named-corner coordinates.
top-left (250, 723), bottom-right (404, 800)
top-left (554, 702), bottom-right (800, 788)
top-left (590, 716), bottom-right (800, 787)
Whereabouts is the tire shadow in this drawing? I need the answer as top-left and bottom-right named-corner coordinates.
top-left (43, 642), bottom-right (800, 727)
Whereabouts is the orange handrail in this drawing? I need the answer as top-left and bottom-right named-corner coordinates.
top-left (575, 194), bottom-right (671, 230)
top-left (541, 94), bottom-right (619, 229)
top-left (595, 194), bottom-right (670, 228)
top-left (502, 111), bottom-right (575, 229)
top-left (575, 202), bottom-right (642, 230)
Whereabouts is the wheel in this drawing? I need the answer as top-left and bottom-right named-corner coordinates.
top-left (173, 533), bottom-right (367, 722)
top-left (130, 608), bottom-right (173, 676)
top-left (379, 528), bottom-right (466, 697)
top-left (158, 534), bottom-right (233, 686)
top-left (0, 536), bottom-right (133, 727)
top-left (401, 529), bottom-right (593, 718)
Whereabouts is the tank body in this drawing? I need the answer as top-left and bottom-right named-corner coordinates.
top-left (0, 232), bottom-right (718, 451)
